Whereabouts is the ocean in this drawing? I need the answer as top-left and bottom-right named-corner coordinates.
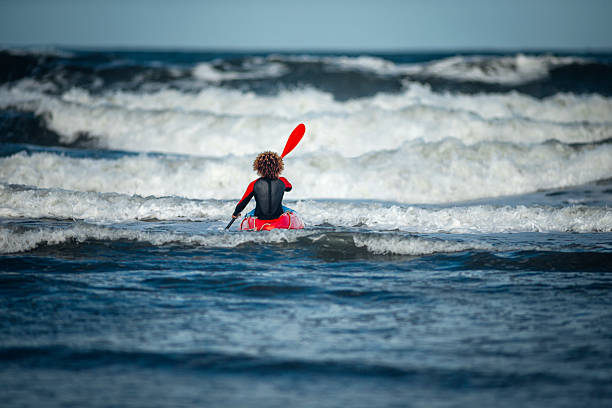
top-left (1, 48), bottom-right (611, 407)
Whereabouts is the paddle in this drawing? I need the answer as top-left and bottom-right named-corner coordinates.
top-left (225, 124), bottom-right (306, 230)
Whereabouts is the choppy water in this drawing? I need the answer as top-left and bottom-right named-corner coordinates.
top-left (1, 48), bottom-right (612, 407)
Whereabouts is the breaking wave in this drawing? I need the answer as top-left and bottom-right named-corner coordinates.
top-left (1, 184), bottom-right (611, 234)
top-left (2, 136), bottom-right (611, 204)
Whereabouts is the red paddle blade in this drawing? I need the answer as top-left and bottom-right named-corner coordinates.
top-left (281, 123), bottom-right (305, 158)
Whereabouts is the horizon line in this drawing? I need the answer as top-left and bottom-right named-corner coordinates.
top-left (3, 43), bottom-right (612, 54)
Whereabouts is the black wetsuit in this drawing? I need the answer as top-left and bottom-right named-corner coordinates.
top-left (233, 177), bottom-right (292, 220)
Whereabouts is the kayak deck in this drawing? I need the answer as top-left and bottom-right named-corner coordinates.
top-left (239, 212), bottom-right (304, 231)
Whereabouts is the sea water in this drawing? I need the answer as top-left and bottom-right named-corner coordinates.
top-left (1, 48), bottom-right (611, 407)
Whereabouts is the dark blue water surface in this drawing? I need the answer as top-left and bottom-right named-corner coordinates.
top-left (2, 231), bottom-right (612, 408)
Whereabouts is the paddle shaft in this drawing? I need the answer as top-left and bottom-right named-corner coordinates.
top-left (225, 217), bottom-right (237, 230)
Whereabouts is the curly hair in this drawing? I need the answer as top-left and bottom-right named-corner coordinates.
top-left (253, 151), bottom-right (284, 178)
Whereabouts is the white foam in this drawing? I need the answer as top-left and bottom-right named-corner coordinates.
top-left (0, 184), bottom-right (231, 222)
top-left (381, 83), bottom-right (612, 124)
top-left (1, 46), bottom-right (74, 58)
top-left (42, 80), bottom-right (612, 124)
top-left (2, 136), bottom-right (611, 204)
top-left (416, 54), bottom-right (585, 85)
top-left (290, 140), bottom-right (612, 204)
top-left (0, 219), bottom-right (534, 256)
top-left (320, 55), bottom-right (403, 74)
top-left (2, 219), bottom-right (596, 256)
top-left (351, 234), bottom-right (496, 256)
top-left (296, 201), bottom-right (612, 234)
top-left (280, 53), bottom-right (587, 85)
top-left (192, 59), bottom-right (288, 82)
top-left (1, 184), bottom-right (610, 233)
top-left (0, 222), bottom-right (306, 254)
top-left (1, 82), bottom-right (610, 158)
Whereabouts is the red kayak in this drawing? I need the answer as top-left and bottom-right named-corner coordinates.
top-left (239, 212), bottom-right (305, 231)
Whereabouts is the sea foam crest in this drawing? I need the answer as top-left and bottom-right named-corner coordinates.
top-left (2, 184), bottom-right (611, 233)
top-left (51, 81), bottom-right (612, 123)
top-left (0, 220), bottom-right (536, 256)
top-left (2, 138), bottom-right (611, 204)
top-left (1, 82), bottom-right (610, 158)
top-left (351, 234), bottom-right (496, 255)
top-left (299, 201), bottom-right (612, 233)
top-left (192, 58), bottom-right (288, 82)
top-left (0, 184), bottom-right (231, 222)
top-left (416, 54), bottom-right (586, 85)
top-left (4, 220), bottom-right (600, 256)
top-left (0, 223), bottom-right (304, 254)
top-left (0, 46), bottom-right (75, 58)
top-left (279, 53), bottom-right (588, 85)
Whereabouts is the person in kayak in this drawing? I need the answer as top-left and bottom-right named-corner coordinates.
top-left (232, 151), bottom-right (294, 221)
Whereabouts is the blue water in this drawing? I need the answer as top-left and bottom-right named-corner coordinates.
top-left (2, 227), bottom-right (612, 407)
top-left (1, 48), bottom-right (612, 407)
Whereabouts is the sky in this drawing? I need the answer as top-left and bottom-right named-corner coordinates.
top-left (1, 0), bottom-right (611, 50)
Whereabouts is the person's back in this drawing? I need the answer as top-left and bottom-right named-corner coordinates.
top-left (252, 177), bottom-right (290, 220)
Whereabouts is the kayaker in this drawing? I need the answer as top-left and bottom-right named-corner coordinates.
top-left (232, 151), bottom-right (294, 221)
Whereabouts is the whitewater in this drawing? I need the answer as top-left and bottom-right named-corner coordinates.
top-left (1, 49), bottom-right (611, 408)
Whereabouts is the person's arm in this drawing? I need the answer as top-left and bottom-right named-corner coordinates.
top-left (279, 177), bottom-right (292, 192)
top-left (233, 179), bottom-right (256, 217)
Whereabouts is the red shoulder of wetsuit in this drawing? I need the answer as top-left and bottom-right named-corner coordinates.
top-left (233, 179), bottom-right (258, 216)
top-left (279, 177), bottom-right (292, 191)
